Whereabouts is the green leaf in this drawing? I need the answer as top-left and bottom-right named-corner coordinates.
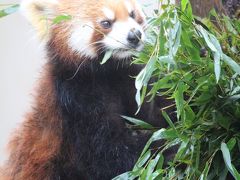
top-left (222, 54), bottom-right (240, 75)
top-left (183, 104), bottom-right (195, 127)
top-left (168, 167), bottom-right (177, 179)
top-left (227, 138), bottom-right (236, 151)
top-left (223, 15), bottom-right (238, 35)
top-left (231, 86), bottom-right (240, 96)
top-left (213, 52), bottom-right (221, 83)
top-left (112, 172), bottom-right (136, 180)
top-left (200, 151), bottom-right (216, 180)
top-left (139, 129), bottom-right (165, 157)
top-left (214, 113), bottom-right (231, 130)
top-left (186, 2), bottom-right (193, 20)
top-left (135, 57), bottom-right (156, 108)
top-left (0, 4), bottom-right (19, 18)
top-left (158, 55), bottom-right (175, 64)
top-left (159, 22), bottom-right (166, 56)
top-left (196, 25), bottom-right (217, 52)
top-left (187, 46), bottom-right (201, 61)
top-left (156, 153), bottom-right (164, 170)
top-left (143, 153), bottom-right (162, 180)
top-left (181, 29), bottom-right (193, 48)
top-left (121, 2), bottom-right (240, 179)
top-left (174, 81), bottom-right (187, 119)
top-left (187, 80), bottom-right (208, 104)
top-left (200, 162), bottom-right (211, 180)
top-left (121, 116), bottom-right (154, 129)
top-left (181, 0), bottom-right (189, 11)
top-left (172, 21), bottom-right (182, 56)
top-left (162, 111), bottom-right (179, 136)
top-left (133, 150), bottom-right (151, 171)
top-left (150, 170), bottom-right (164, 180)
top-left (52, 14), bottom-right (72, 24)
top-left (140, 128), bottom-right (178, 157)
top-left (228, 94), bottom-right (240, 102)
top-left (196, 25), bottom-right (224, 82)
top-left (149, 76), bottom-right (174, 97)
top-left (221, 142), bottom-right (240, 179)
top-left (209, 34), bottom-right (222, 53)
top-left (174, 141), bottom-right (189, 160)
top-left (100, 50), bottom-right (113, 64)
top-left (158, 129), bottom-right (179, 141)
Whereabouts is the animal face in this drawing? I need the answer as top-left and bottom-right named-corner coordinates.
top-left (22, 0), bottom-right (146, 60)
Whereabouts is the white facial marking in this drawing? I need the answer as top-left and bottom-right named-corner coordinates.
top-left (102, 7), bottom-right (115, 20)
top-left (112, 50), bottom-right (132, 59)
top-left (68, 22), bottom-right (96, 58)
top-left (102, 18), bottom-right (145, 59)
top-left (124, 1), bottom-right (133, 13)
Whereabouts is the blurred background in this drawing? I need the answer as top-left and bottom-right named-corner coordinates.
top-left (0, 0), bottom-right (43, 164)
top-left (0, 0), bottom-right (175, 164)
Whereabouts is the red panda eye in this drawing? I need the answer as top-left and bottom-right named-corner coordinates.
top-left (100, 20), bottom-right (112, 29)
top-left (129, 11), bottom-right (136, 19)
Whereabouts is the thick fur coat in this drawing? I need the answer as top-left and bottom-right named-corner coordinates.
top-left (2, 0), bottom-right (174, 179)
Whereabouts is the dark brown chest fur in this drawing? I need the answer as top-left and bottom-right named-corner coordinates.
top-left (49, 51), bottom-right (174, 179)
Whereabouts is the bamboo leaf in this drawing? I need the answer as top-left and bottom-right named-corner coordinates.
top-left (196, 25), bottom-right (217, 52)
top-left (0, 4), bottom-right (19, 18)
top-left (133, 150), bottom-right (151, 171)
top-left (121, 116), bottom-right (154, 129)
top-left (52, 14), bottom-right (72, 24)
top-left (135, 57), bottom-right (156, 108)
top-left (221, 142), bottom-right (240, 179)
top-left (112, 172), bottom-right (136, 180)
top-left (181, 0), bottom-right (189, 11)
top-left (174, 81), bottom-right (187, 119)
top-left (214, 52), bottom-right (221, 83)
top-left (100, 50), bottom-right (113, 64)
top-left (222, 54), bottom-right (240, 75)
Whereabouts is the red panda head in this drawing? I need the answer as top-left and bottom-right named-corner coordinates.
top-left (21, 0), bottom-right (146, 61)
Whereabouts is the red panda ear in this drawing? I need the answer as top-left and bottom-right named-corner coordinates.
top-left (21, 0), bottom-right (59, 39)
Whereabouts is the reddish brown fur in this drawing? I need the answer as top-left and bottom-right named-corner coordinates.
top-left (2, 64), bottom-right (62, 180)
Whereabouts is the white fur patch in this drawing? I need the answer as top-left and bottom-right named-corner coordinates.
top-left (112, 50), bottom-right (132, 59)
top-left (68, 22), bottom-right (96, 58)
top-left (102, 18), bottom-right (145, 59)
top-left (124, 1), bottom-right (133, 13)
top-left (102, 7), bottom-right (115, 20)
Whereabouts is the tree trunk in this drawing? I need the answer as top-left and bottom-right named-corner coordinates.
top-left (176, 0), bottom-right (226, 17)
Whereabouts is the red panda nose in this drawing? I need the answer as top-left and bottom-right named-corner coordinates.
top-left (127, 29), bottom-right (142, 46)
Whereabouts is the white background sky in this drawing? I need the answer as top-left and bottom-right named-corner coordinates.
top-left (0, 0), bottom-right (162, 164)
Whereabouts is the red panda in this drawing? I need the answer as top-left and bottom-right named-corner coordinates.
top-left (2, 0), bottom-right (175, 179)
